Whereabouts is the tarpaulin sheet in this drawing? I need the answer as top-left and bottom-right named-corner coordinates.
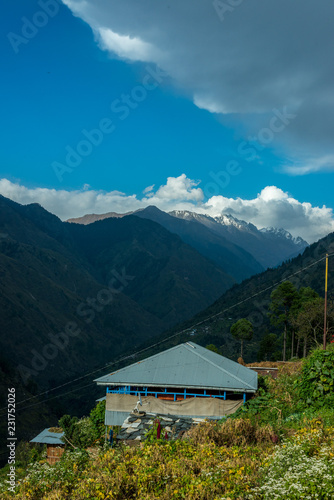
top-left (106, 394), bottom-right (242, 418)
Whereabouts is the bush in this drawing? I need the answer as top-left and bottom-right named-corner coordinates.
top-left (297, 346), bottom-right (334, 408)
top-left (59, 401), bottom-right (106, 449)
top-left (89, 400), bottom-right (106, 443)
top-left (186, 418), bottom-right (275, 447)
top-left (58, 415), bottom-right (96, 449)
top-left (17, 449), bottom-right (89, 499)
top-left (15, 441), bottom-right (45, 468)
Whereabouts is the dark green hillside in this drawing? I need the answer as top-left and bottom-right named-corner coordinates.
top-left (0, 195), bottom-right (238, 460)
top-left (0, 196), bottom-right (234, 400)
top-left (67, 214), bottom-right (235, 324)
top-left (1, 194), bottom-right (331, 464)
top-left (145, 232), bottom-right (334, 363)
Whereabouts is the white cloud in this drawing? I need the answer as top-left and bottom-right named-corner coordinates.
top-left (60, 0), bottom-right (334, 173)
top-left (203, 187), bottom-right (334, 243)
top-left (97, 28), bottom-right (161, 63)
top-left (193, 94), bottom-right (226, 114)
top-left (257, 186), bottom-right (288, 202)
top-left (1, 176), bottom-right (333, 244)
top-left (142, 184), bottom-right (154, 194)
top-left (149, 174), bottom-right (203, 203)
top-left (283, 155), bottom-right (334, 176)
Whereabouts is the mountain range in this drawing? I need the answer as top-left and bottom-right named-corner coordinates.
top-left (0, 196), bottom-right (310, 397)
top-left (0, 196), bottom-right (235, 393)
top-left (0, 194), bottom-right (329, 457)
top-left (68, 205), bottom-right (308, 274)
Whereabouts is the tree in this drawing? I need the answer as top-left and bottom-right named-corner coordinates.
top-left (291, 298), bottom-right (334, 356)
top-left (290, 287), bottom-right (320, 357)
top-left (258, 333), bottom-right (279, 361)
top-left (269, 281), bottom-right (298, 361)
top-left (230, 318), bottom-right (253, 358)
top-left (205, 344), bottom-right (222, 355)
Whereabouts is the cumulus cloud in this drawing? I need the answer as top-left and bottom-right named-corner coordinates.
top-left (203, 186), bottom-right (334, 243)
top-left (60, 0), bottom-right (334, 173)
top-left (149, 174), bottom-right (203, 203)
top-left (1, 176), bottom-right (333, 244)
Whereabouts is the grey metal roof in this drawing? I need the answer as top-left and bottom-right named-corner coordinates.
top-left (95, 342), bottom-right (257, 392)
top-left (30, 428), bottom-right (64, 445)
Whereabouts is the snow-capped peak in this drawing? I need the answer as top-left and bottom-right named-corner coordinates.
top-left (260, 227), bottom-right (308, 246)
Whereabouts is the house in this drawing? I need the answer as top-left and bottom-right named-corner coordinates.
top-left (95, 342), bottom-right (258, 426)
top-left (30, 428), bottom-right (65, 465)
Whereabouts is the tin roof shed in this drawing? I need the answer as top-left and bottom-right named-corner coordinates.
top-left (30, 428), bottom-right (64, 445)
top-left (95, 342), bottom-right (257, 393)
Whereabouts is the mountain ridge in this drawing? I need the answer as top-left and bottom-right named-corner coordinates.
top-left (0, 195), bottom-right (235, 394)
top-left (67, 206), bottom-right (308, 271)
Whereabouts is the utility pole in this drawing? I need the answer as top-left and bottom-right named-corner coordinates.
top-left (323, 254), bottom-right (329, 349)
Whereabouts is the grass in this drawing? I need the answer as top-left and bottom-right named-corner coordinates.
top-left (2, 359), bottom-right (334, 499)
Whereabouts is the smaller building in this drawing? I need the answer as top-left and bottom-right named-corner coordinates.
top-left (30, 428), bottom-right (65, 465)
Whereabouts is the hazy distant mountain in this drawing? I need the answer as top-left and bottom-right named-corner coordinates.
top-left (169, 210), bottom-right (308, 268)
top-left (67, 211), bottom-right (130, 224)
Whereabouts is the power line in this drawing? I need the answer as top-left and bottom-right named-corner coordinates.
top-left (1, 252), bottom-right (331, 415)
top-left (170, 253), bottom-right (332, 330)
top-left (13, 381), bottom-right (97, 414)
top-left (0, 330), bottom-right (188, 415)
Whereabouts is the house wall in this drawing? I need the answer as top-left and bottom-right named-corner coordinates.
top-left (47, 445), bottom-right (65, 465)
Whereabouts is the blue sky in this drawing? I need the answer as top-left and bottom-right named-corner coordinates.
top-left (1, 0), bottom-right (334, 243)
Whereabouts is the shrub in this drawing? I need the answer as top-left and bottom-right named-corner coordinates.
top-left (186, 418), bottom-right (275, 447)
top-left (297, 346), bottom-right (334, 408)
top-left (236, 364), bottom-right (305, 432)
top-left (58, 415), bottom-right (96, 449)
top-left (18, 449), bottom-right (89, 499)
top-left (89, 400), bottom-right (106, 443)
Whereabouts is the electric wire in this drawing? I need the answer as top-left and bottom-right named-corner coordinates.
top-left (1, 252), bottom-right (332, 415)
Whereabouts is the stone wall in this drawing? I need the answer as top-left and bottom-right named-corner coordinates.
top-left (116, 411), bottom-right (208, 442)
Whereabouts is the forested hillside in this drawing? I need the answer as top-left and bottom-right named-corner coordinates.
top-left (149, 231), bottom-right (334, 363)
top-left (0, 195), bottom-right (234, 454)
